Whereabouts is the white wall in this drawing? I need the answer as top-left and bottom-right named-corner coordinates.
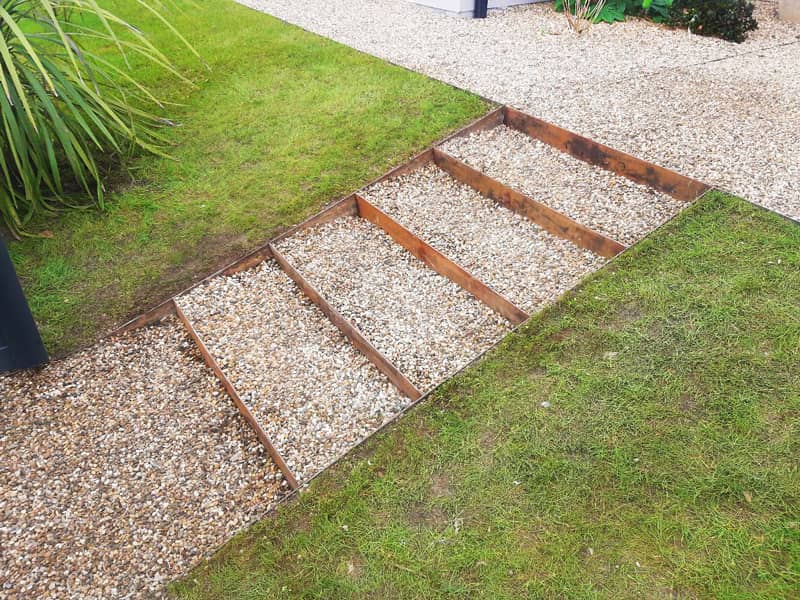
top-left (411, 0), bottom-right (545, 17)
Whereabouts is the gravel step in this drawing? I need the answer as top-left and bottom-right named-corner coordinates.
top-left (0, 319), bottom-right (284, 599)
top-left (440, 125), bottom-right (685, 245)
top-left (363, 164), bottom-right (607, 313)
top-left (177, 260), bottom-right (410, 483)
top-left (274, 216), bottom-right (511, 391)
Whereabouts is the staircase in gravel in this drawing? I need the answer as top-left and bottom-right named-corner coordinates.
top-left (118, 106), bottom-right (709, 489)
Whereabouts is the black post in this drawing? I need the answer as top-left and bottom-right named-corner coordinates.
top-left (0, 237), bottom-right (48, 372)
top-left (474, 0), bottom-right (488, 18)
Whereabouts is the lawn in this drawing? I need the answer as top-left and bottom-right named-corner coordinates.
top-left (6, 0), bottom-right (487, 357)
top-left (172, 193), bottom-right (800, 599)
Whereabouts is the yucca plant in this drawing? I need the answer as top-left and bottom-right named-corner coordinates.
top-left (0, 0), bottom-right (197, 237)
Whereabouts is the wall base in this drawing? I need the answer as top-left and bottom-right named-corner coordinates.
top-left (779, 0), bottom-right (800, 23)
top-left (410, 0), bottom-right (547, 18)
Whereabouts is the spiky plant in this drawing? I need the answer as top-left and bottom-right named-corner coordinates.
top-left (0, 0), bottom-right (196, 237)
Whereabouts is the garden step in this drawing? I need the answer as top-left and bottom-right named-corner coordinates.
top-left (439, 124), bottom-right (686, 246)
top-left (176, 260), bottom-right (412, 483)
top-left (273, 216), bottom-right (512, 392)
top-left (362, 163), bottom-right (608, 314)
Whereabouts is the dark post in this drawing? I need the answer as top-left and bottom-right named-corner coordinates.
top-left (0, 237), bottom-right (48, 372)
top-left (474, 0), bottom-right (488, 18)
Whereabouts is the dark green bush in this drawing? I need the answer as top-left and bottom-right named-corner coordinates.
top-left (669, 0), bottom-right (758, 42)
top-left (554, 0), bottom-right (758, 42)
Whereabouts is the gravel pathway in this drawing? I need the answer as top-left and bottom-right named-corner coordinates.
top-left (177, 261), bottom-right (410, 482)
top-left (364, 164), bottom-right (606, 312)
top-left (0, 320), bottom-right (284, 599)
top-left (441, 126), bottom-right (684, 245)
top-left (238, 0), bottom-right (800, 220)
top-left (275, 217), bottom-right (511, 391)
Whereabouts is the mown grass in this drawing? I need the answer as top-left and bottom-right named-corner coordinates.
top-left (6, 0), bottom-right (487, 356)
top-left (171, 193), bottom-right (800, 599)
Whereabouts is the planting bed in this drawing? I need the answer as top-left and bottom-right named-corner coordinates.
top-left (364, 164), bottom-right (606, 313)
top-left (177, 261), bottom-right (409, 482)
top-left (274, 217), bottom-right (512, 391)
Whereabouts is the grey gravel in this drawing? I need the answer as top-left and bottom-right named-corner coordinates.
top-left (177, 261), bottom-right (410, 483)
top-left (0, 320), bottom-right (284, 599)
top-left (275, 217), bottom-right (511, 391)
top-left (238, 0), bottom-right (800, 220)
top-left (441, 126), bottom-right (685, 245)
top-left (364, 164), bottom-right (606, 312)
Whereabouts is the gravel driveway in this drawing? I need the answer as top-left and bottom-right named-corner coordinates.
top-left (238, 0), bottom-right (800, 220)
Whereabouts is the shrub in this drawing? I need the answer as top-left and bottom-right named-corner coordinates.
top-left (0, 0), bottom-right (197, 237)
top-left (669, 0), bottom-right (758, 42)
top-left (554, 0), bottom-right (758, 42)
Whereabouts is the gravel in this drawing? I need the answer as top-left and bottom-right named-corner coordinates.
top-left (237, 0), bottom-right (800, 220)
top-left (275, 217), bottom-right (511, 391)
top-left (177, 260), bottom-right (410, 482)
top-left (441, 126), bottom-right (685, 245)
top-left (364, 164), bottom-right (607, 312)
top-left (0, 319), bottom-right (284, 599)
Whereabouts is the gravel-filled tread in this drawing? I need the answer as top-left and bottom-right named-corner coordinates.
top-left (364, 164), bottom-right (607, 313)
top-left (440, 125), bottom-right (685, 246)
top-left (275, 217), bottom-right (511, 391)
top-left (177, 260), bottom-right (410, 483)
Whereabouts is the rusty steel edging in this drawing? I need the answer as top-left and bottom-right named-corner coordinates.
top-left (502, 106), bottom-right (710, 202)
top-left (268, 243), bottom-right (423, 401)
top-left (432, 148), bottom-right (626, 259)
top-left (173, 301), bottom-right (300, 490)
top-left (355, 194), bottom-right (528, 325)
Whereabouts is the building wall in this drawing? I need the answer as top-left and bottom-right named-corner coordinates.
top-left (411, 0), bottom-right (546, 17)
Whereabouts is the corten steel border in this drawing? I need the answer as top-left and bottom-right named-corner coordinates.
top-left (173, 301), bottom-right (300, 490)
top-left (268, 242), bottom-right (422, 401)
top-left (355, 194), bottom-right (528, 325)
top-left (432, 148), bottom-right (626, 258)
top-left (113, 104), bottom-right (705, 337)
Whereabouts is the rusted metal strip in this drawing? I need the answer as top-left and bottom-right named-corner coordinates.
top-left (173, 301), bottom-right (300, 490)
top-left (432, 148), bottom-right (626, 258)
top-left (503, 106), bottom-right (710, 202)
top-left (269, 243), bottom-right (422, 401)
top-left (355, 194), bottom-right (528, 325)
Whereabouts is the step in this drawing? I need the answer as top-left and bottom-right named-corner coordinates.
top-left (0, 318), bottom-right (284, 597)
top-left (274, 217), bottom-right (511, 391)
top-left (176, 261), bottom-right (410, 482)
top-left (363, 164), bottom-right (607, 313)
top-left (440, 125), bottom-right (685, 245)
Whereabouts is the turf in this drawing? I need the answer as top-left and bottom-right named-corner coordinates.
top-left (171, 193), bottom-right (800, 599)
top-left (5, 0), bottom-right (487, 356)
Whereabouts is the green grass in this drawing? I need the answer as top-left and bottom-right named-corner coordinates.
top-left (6, 0), bottom-right (487, 356)
top-left (171, 193), bottom-right (800, 599)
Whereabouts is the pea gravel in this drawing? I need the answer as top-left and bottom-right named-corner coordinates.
top-left (275, 217), bottom-right (511, 391)
top-left (364, 164), bottom-right (607, 312)
top-left (177, 260), bottom-right (410, 483)
top-left (0, 320), bottom-right (284, 599)
top-left (238, 0), bottom-right (800, 220)
top-left (441, 126), bottom-right (685, 245)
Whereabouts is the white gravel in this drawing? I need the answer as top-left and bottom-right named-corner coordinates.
top-left (0, 320), bottom-right (284, 599)
top-left (177, 260), bottom-right (410, 482)
top-left (237, 0), bottom-right (800, 220)
top-left (364, 164), bottom-right (607, 312)
top-left (441, 126), bottom-right (685, 245)
top-left (275, 217), bottom-right (511, 391)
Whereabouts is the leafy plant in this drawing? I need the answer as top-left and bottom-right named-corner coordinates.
top-left (669, 0), bottom-right (757, 42)
top-left (555, 0), bottom-right (672, 25)
top-left (0, 0), bottom-right (197, 236)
